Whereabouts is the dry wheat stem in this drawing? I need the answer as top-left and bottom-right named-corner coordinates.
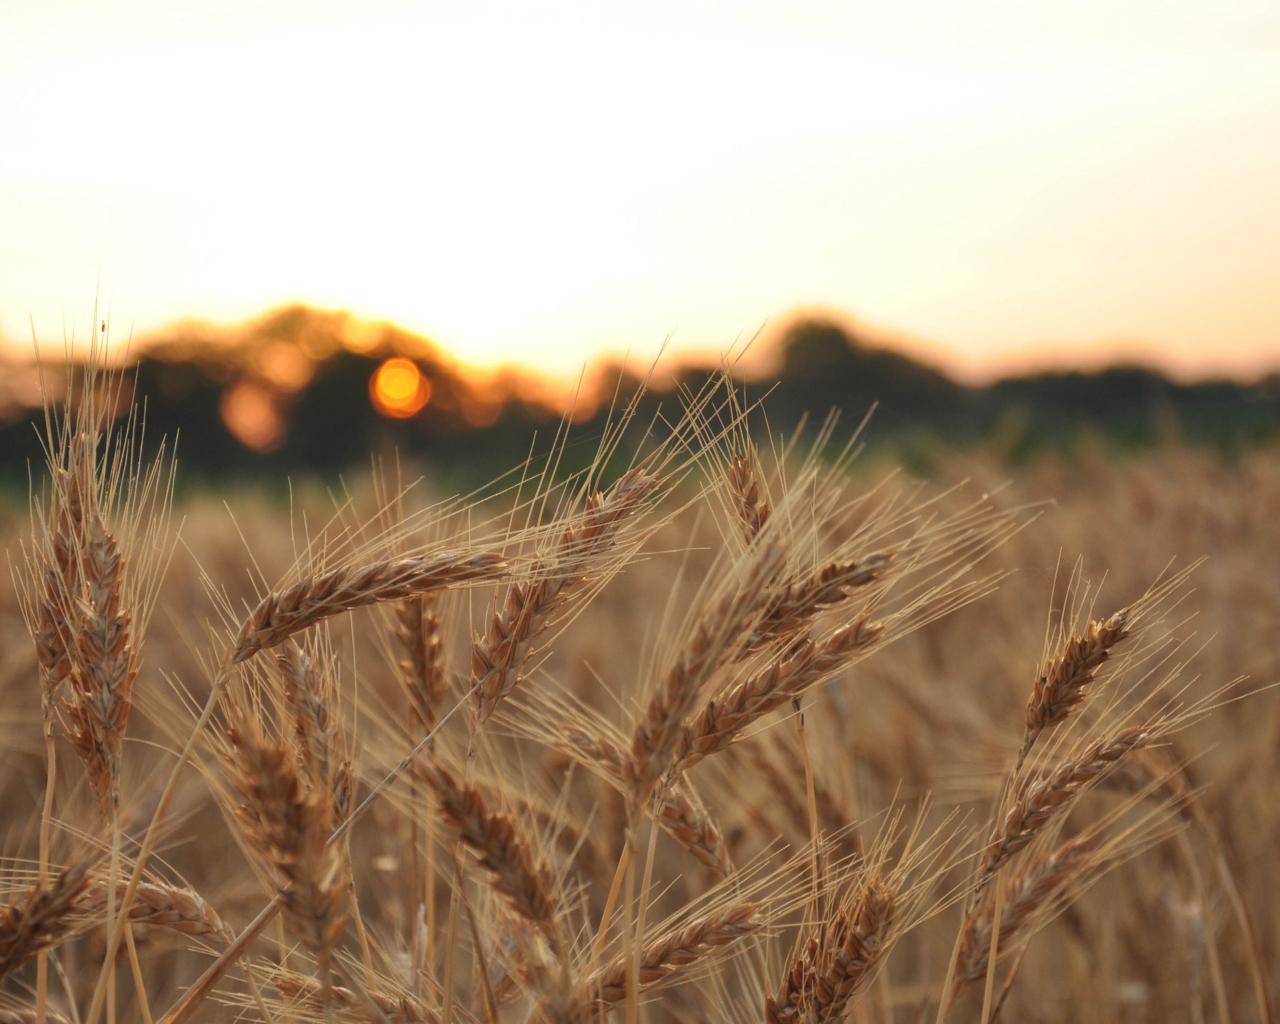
top-left (157, 893), bottom-right (285, 1024)
top-left (234, 550), bottom-right (508, 662)
top-left (472, 467), bottom-right (657, 724)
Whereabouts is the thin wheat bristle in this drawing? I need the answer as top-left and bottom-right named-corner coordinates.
top-left (0, 862), bottom-right (90, 981)
top-left (234, 549), bottom-right (507, 662)
top-left (1020, 609), bottom-right (1130, 763)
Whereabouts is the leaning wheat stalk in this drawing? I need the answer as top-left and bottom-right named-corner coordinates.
top-left (85, 545), bottom-right (508, 1024)
top-left (669, 617), bottom-right (885, 779)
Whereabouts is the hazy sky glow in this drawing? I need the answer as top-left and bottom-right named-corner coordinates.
top-left (3, 1), bottom-right (1278, 382)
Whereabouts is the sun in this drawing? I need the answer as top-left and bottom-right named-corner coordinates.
top-left (370, 357), bottom-right (432, 418)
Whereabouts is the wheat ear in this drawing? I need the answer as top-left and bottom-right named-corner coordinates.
top-left (418, 761), bottom-right (560, 939)
top-left (1019, 609), bottom-right (1130, 767)
top-left (74, 877), bottom-right (236, 946)
top-left (234, 550), bottom-right (507, 661)
top-left (767, 873), bottom-right (897, 1024)
top-left (0, 1006), bottom-right (71, 1024)
top-left (670, 618), bottom-right (884, 778)
top-left (586, 903), bottom-right (761, 1009)
top-left (954, 838), bottom-right (1090, 993)
top-left (472, 467), bottom-right (657, 723)
top-left (395, 592), bottom-right (449, 734)
top-left (751, 556), bottom-right (892, 650)
top-left (980, 727), bottom-right (1152, 882)
top-left (627, 542), bottom-right (784, 805)
top-left (224, 720), bottom-right (347, 990)
top-left (727, 455), bottom-right (771, 542)
top-left (0, 863), bottom-right (90, 981)
top-left (564, 727), bottom-right (731, 876)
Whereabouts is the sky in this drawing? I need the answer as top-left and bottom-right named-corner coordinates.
top-left (2, 0), bottom-right (1278, 383)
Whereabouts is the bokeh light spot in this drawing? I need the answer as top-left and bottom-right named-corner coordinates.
top-left (371, 357), bottom-right (431, 418)
top-left (220, 381), bottom-right (284, 452)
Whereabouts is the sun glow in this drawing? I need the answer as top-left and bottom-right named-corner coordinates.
top-left (3, 3), bottom-right (1279, 380)
top-left (371, 357), bottom-right (431, 418)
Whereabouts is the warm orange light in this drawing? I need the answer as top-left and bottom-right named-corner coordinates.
top-left (220, 381), bottom-right (284, 451)
top-left (371, 357), bottom-right (431, 418)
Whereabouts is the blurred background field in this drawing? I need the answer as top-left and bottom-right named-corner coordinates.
top-left (2, 357), bottom-right (1279, 1019)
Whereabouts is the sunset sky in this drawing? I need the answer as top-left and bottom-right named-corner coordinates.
top-left (2, 1), bottom-right (1278, 382)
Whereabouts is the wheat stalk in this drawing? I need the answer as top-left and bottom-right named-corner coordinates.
top-left (418, 761), bottom-right (560, 939)
top-left (727, 455), bottom-right (771, 542)
top-left (395, 592), bottom-right (449, 734)
top-left (751, 556), bottom-right (892, 650)
top-left (955, 838), bottom-right (1090, 992)
top-left (980, 726), bottom-right (1152, 882)
top-left (223, 718), bottom-right (347, 988)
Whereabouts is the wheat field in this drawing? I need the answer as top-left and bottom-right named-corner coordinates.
top-left (0, 362), bottom-right (1277, 1024)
